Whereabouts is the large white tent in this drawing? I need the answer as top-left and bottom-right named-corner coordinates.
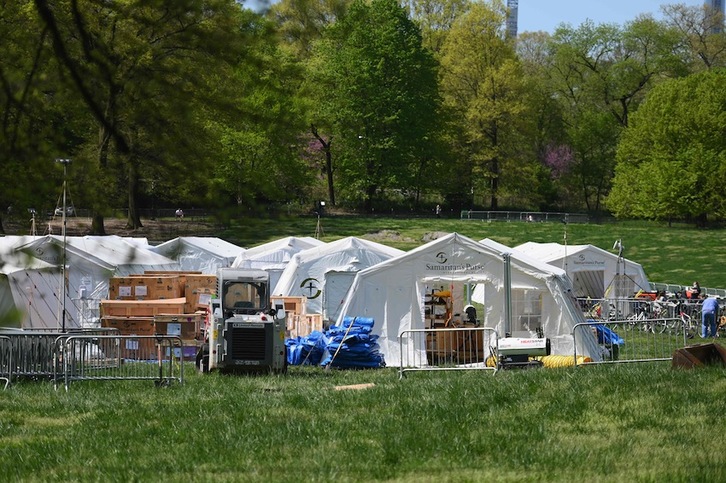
top-left (336, 233), bottom-right (600, 366)
top-left (514, 242), bottom-right (650, 299)
top-left (8, 235), bottom-right (179, 328)
top-left (273, 237), bottom-right (404, 321)
top-left (231, 236), bottom-right (324, 290)
top-left (151, 236), bottom-right (242, 273)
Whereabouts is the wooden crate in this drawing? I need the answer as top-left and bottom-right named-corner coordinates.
top-left (289, 313), bottom-right (323, 338)
top-left (271, 296), bottom-right (306, 316)
top-left (100, 298), bottom-right (187, 318)
top-left (108, 276), bottom-right (183, 300)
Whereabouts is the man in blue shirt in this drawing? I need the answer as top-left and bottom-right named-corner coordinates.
top-left (701, 295), bottom-right (720, 338)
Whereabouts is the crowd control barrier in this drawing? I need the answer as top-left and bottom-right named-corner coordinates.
top-left (398, 326), bottom-right (498, 378)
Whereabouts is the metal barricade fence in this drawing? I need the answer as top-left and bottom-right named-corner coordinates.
top-left (0, 328), bottom-right (120, 381)
top-left (398, 327), bottom-right (498, 378)
top-left (55, 335), bottom-right (185, 391)
top-left (0, 336), bottom-right (11, 390)
top-left (573, 319), bottom-right (691, 366)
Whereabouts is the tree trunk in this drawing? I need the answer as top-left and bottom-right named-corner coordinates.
top-left (490, 156), bottom-right (499, 210)
top-left (126, 161), bottom-right (143, 229)
top-left (311, 125), bottom-right (335, 206)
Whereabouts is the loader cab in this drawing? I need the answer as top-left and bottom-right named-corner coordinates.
top-left (222, 278), bottom-right (269, 317)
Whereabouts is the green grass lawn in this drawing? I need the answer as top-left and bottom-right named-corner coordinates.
top-left (219, 216), bottom-right (726, 289)
top-left (2, 363), bottom-right (726, 481)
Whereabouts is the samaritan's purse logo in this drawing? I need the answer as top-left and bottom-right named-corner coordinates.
top-left (435, 252), bottom-right (447, 264)
top-left (300, 278), bottom-right (321, 299)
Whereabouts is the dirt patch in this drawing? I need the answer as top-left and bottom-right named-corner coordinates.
top-left (4, 216), bottom-right (219, 244)
top-left (362, 229), bottom-right (417, 244)
top-left (421, 231), bottom-right (449, 242)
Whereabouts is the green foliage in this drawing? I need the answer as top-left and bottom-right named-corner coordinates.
top-left (608, 69), bottom-right (726, 222)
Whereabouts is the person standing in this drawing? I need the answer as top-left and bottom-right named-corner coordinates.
top-left (435, 204), bottom-right (441, 218)
top-left (701, 295), bottom-right (719, 338)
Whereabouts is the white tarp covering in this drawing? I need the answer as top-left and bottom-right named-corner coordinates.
top-left (336, 233), bottom-right (601, 366)
top-left (232, 236), bottom-right (324, 290)
top-left (514, 242), bottom-right (651, 299)
top-left (273, 237), bottom-right (404, 318)
top-left (150, 236), bottom-right (242, 273)
top-left (5, 235), bottom-right (179, 328)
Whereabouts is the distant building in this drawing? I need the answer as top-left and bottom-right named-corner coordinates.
top-left (706, 0), bottom-right (725, 33)
top-left (506, 0), bottom-right (519, 39)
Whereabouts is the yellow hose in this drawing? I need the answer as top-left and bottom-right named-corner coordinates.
top-left (485, 355), bottom-right (592, 368)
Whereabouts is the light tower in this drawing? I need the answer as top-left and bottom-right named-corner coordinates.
top-left (506, 0), bottom-right (519, 39)
top-left (56, 158), bottom-right (71, 332)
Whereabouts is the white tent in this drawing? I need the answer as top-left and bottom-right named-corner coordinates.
top-left (514, 242), bottom-right (650, 299)
top-left (0, 240), bottom-right (61, 329)
top-left (231, 236), bottom-right (324, 290)
top-left (273, 237), bottom-right (404, 321)
top-left (151, 236), bottom-right (242, 273)
top-left (10, 235), bottom-right (180, 328)
top-left (336, 233), bottom-right (600, 366)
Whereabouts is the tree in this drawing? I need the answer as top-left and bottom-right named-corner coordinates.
top-left (270, 0), bottom-right (353, 207)
top-left (662, 3), bottom-right (726, 71)
top-left (607, 69), bottom-right (726, 225)
top-left (310, 0), bottom-right (440, 212)
top-left (438, 0), bottom-right (530, 210)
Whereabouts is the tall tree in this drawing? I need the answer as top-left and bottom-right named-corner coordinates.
top-left (310, 0), bottom-right (440, 212)
top-left (438, 0), bottom-right (529, 210)
top-left (607, 69), bottom-right (726, 225)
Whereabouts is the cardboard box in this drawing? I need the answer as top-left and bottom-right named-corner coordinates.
top-left (154, 313), bottom-right (203, 341)
top-left (100, 298), bottom-right (187, 318)
top-left (184, 275), bottom-right (217, 313)
top-left (100, 317), bottom-right (156, 358)
top-left (108, 276), bottom-right (183, 300)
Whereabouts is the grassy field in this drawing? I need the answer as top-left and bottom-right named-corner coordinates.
top-left (2, 364), bottom-right (726, 481)
top-left (219, 215), bottom-right (726, 289)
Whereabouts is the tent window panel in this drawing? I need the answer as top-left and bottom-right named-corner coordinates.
top-left (511, 289), bottom-right (543, 336)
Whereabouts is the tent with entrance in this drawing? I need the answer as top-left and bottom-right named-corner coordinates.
top-left (335, 233), bottom-right (600, 366)
top-left (513, 242), bottom-right (650, 300)
top-left (9, 235), bottom-right (179, 328)
top-left (232, 236), bottom-right (324, 291)
top-left (273, 237), bottom-right (404, 322)
top-left (151, 236), bottom-right (242, 273)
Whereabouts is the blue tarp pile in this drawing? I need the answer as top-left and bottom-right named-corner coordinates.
top-left (593, 324), bottom-right (625, 346)
top-left (285, 330), bottom-right (327, 366)
top-left (320, 316), bottom-right (386, 369)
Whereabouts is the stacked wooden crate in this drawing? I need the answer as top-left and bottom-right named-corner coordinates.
top-left (271, 296), bottom-right (323, 338)
top-left (100, 272), bottom-right (217, 359)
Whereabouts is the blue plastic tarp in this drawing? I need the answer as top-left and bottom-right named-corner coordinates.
top-left (594, 324), bottom-right (624, 346)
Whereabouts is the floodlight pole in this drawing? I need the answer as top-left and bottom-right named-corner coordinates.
top-left (56, 158), bottom-right (71, 332)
